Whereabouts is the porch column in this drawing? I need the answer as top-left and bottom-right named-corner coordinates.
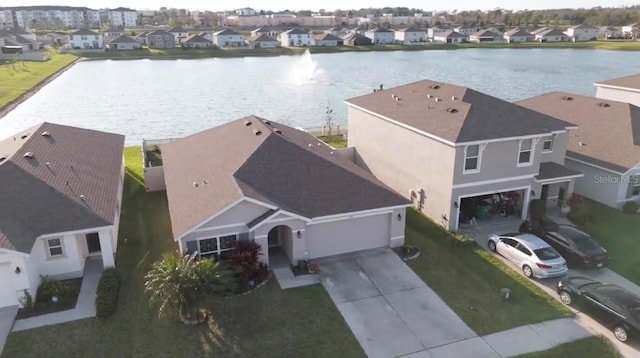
top-left (567, 180), bottom-right (576, 199)
top-left (98, 229), bottom-right (115, 268)
top-left (522, 187), bottom-right (531, 220)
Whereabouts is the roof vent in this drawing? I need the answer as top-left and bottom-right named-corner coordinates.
top-left (446, 108), bottom-right (458, 113)
top-left (253, 129), bottom-right (262, 136)
top-left (597, 102), bottom-right (610, 108)
top-left (562, 96), bottom-right (574, 101)
top-left (264, 120), bottom-right (271, 125)
top-left (579, 141), bottom-right (586, 146)
top-left (0, 155), bottom-right (6, 163)
top-left (427, 94), bottom-right (432, 98)
top-left (244, 120), bottom-right (252, 126)
top-left (274, 129), bottom-right (282, 134)
top-left (391, 94), bottom-right (396, 99)
top-left (23, 152), bottom-right (34, 158)
top-left (308, 143), bottom-right (313, 147)
top-left (435, 98), bottom-right (441, 102)
top-left (193, 182), bottom-right (199, 188)
top-left (80, 194), bottom-right (85, 200)
top-left (41, 131), bottom-right (51, 136)
top-left (20, 135), bottom-right (28, 140)
top-left (451, 96), bottom-right (456, 100)
top-left (429, 84), bottom-right (441, 89)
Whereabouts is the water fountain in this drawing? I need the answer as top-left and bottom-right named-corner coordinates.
top-left (287, 49), bottom-right (326, 86)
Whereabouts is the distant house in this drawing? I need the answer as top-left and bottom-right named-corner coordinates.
top-left (136, 31), bottom-right (148, 45)
top-left (182, 34), bottom-right (212, 48)
top-left (251, 27), bottom-right (279, 38)
top-left (565, 24), bottom-right (598, 41)
top-left (365, 27), bottom-right (394, 44)
top-left (395, 27), bottom-right (426, 44)
top-left (427, 25), bottom-right (451, 39)
top-left (167, 27), bottom-right (189, 44)
top-left (106, 35), bottom-right (140, 50)
top-left (146, 30), bottom-right (175, 49)
top-left (102, 28), bottom-right (124, 43)
top-left (594, 73), bottom-right (640, 108)
top-left (433, 30), bottom-right (468, 44)
top-left (0, 28), bottom-right (40, 51)
top-left (45, 31), bottom-right (69, 46)
top-left (453, 25), bottom-right (476, 36)
top-left (622, 23), bottom-right (639, 38)
top-left (280, 28), bottom-right (312, 47)
top-left (600, 26), bottom-right (621, 39)
top-left (213, 29), bottom-right (245, 48)
top-left (313, 33), bottom-right (342, 46)
top-left (534, 28), bottom-right (568, 42)
top-left (469, 29), bottom-right (502, 43)
top-left (503, 28), bottom-right (534, 43)
top-left (342, 32), bottom-right (372, 46)
top-left (247, 34), bottom-right (279, 48)
top-left (198, 32), bottom-right (213, 42)
top-left (325, 26), bottom-right (349, 37)
top-left (69, 29), bottom-right (102, 49)
top-left (350, 25), bottom-right (369, 35)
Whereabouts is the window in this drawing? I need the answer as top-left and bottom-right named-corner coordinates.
top-left (518, 139), bottom-right (534, 166)
top-left (198, 234), bottom-right (238, 259)
top-left (631, 176), bottom-right (640, 197)
top-left (47, 238), bottom-right (64, 257)
top-left (464, 144), bottom-right (481, 173)
top-left (516, 243), bottom-right (532, 256)
top-left (542, 136), bottom-right (554, 152)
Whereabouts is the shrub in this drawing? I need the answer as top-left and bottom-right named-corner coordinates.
top-left (227, 241), bottom-right (263, 280)
top-left (96, 268), bottom-right (121, 317)
top-left (20, 289), bottom-right (34, 309)
top-left (622, 201), bottom-right (639, 215)
top-left (567, 205), bottom-right (595, 226)
top-left (37, 275), bottom-right (73, 303)
top-left (529, 199), bottom-right (546, 220)
top-left (566, 193), bottom-right (584, 208)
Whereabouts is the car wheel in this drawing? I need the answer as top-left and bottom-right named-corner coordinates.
top-left (559, 290), bottom-right (572, 305)
top-left (613, 326), bottom-right (628, 342)
top-left (522, 265), bottom-right (533, 278)
top-left (488, 240), bottom-right (497, 252)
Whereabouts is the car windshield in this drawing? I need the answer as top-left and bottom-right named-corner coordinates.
top-left (534, 247), bottom-right (560, 260)
top-left (557, 226), bottom-right (599, 251)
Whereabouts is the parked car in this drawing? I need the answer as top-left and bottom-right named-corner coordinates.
top-left (557, 276), bottom-right (640, 342)
top-left (487, 232), bottom-right (568, 279)
top-left (519, 218), bottom-right (609, 269)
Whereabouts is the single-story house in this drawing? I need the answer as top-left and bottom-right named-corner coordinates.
top-left (600, 26), bottom-right (622, 39)
top-left (213, 29), bottom-right (245, 48)
top-left (534, 28), bottom-right (568, 42)
top-left (365, 27), bottom-right (394, 44)
top-left (247, 34), bottom-right (279, 48)
top-left (427, 25), bottom-right (451, 39)
top-left (349, 25), bottom-right (368, 35)
top-left (160, 116), bottom-right (410, 266)
top-left (518, 92), bottom-right (640, 209)
top-left (45, 31), bottom-right (69, 46)
top-left (136, 31), bottom-right (148, 45)
top-left (565, 24), bottom-right (599, 42)
top-left (106, 35), bottom-right (140, 50)
top-left (0, 122), bottom-right (125, 309)
top-left (324, 26), bottom-right (349, 37)
top-left (102, 28), bottom-right (124, 43)
top-left (342, 33), bottom-right (372, 46)
top-left (345, 80), bottom-right (580, 232)
top-left (594, 73), bottom-right (640, 108)
top-left (433, 30), bottom-right (468, 44)
top-left (183, 34), bottom-right (212, 48)
top-left (312, 33), bottom-right (343, 46)
top-left (503, 28), bottom-right (534, 42)
top-left (251, 27), bottom-right (279, 38)
top-left (197, 32), bottom-right (213, 42)
top-left (469, 29), bottom-right (502, 43)
top-left (395, 27), bottom-right (426, 44)
top-left (622, 23), bottom-right (639, 37)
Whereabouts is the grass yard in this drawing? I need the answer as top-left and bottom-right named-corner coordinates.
top-left (404, 209), bottom-right (573, 335)
top-left (317, 135), bottom-right (347, 149)
top-left (572, 200), bottom-right (640, 285)
top-left (0, 53), bottom-right (77, 109)
top-left (2, 147), bottom-right (363, 358)
top-left (513, 335), bottom-right (620, 357)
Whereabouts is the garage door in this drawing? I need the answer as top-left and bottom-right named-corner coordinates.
top-left (0, 263), bottom-right (18, 308)
top-left (306, 213), bottom-right (391, 259)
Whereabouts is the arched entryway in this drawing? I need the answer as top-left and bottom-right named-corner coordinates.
top-left (267, 225), bottom-right (294, 265)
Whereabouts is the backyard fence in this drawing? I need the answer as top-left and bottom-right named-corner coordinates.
top-left (301, 124), bottom-right (348, 137)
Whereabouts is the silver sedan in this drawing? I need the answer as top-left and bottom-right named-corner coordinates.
top-left (488, 232), bottom-right (568, 279)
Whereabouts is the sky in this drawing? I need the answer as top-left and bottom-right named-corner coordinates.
top-left (1, 0), bottom-right (638, 12)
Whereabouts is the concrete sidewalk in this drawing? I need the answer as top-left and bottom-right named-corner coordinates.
top-left (0, 307), bottom-right (17, 355)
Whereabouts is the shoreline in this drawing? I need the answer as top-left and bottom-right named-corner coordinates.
top-left (0, 57), bottom-right (80, 119)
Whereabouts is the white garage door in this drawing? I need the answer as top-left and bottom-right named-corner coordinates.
top-left (0, 263), bottom-right (18, 308)
top-left (306, 213), bottom-right (391, 259)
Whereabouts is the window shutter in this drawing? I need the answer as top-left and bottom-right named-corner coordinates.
top-left (185, 240), bottom-right (198, 254)
top-left (239, 232), bottom-right (249, 241)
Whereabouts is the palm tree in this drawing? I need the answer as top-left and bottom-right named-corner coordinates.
top-left (144, 251), bottom-right (235, 322)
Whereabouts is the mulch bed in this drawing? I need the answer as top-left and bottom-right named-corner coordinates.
top-left (16, 278), bottom-right (83, 320)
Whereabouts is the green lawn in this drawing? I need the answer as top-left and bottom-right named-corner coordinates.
top-left (317, 135), bottom-right (347, 149)
top-left (514, 335), bottom-right (620, 357)
top-left (571, 200), bottom-right (640, 285)
top-left (0, 53), bottom-right (77, 109)
top-left (2, 147), bottom-right (363, 358)
top-left (404, 209), bottom-right (573, 335)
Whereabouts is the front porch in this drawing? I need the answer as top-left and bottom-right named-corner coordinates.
top-left (534, 161), bottom-right (584, 209)
top-left (268, 247), bottom-right (320, 289)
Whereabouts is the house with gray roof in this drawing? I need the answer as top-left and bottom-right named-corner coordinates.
top-left (394, 27), bottom-right (426, 44)
top-left (565, 24), bottom-right (599, 41)
top-left (280, 28), bottom-right (311, 47)
top-left (345, 80), bottom-right (582, 232)
top-left (69, 28), bottom-right (102, 49)
top-left (213, 28), bottom-right (244, 48)
top-left (594, 73), bottom-right (640, 108)
top-left (365, 27), bottom-right (394, 44)
top-left (433, 30), bottom-right (468, 43)
top-left (0, 123), bottom-right (124, 309)
top-left (518, 92), bottom-right (640, 210)
top-left (534, 28), bottom-right (568, 42)
top-left (167, 26), bottom-right (189, 44)
top-left (247, 34), bottom-right (279, 48)
top-left (106, 34), bottom-right (140, 50)
top-left (183, 34), bottom-right (212, 48)
top-left (503, 28), bottom-right (534, 42)
top-left (158, 116), bottom-right (410, 266)
top-left (312, 33), bottom-right (343, 46)
top-left (469, 29), bottom-right (503, 43)
top-left (146, 30), bottom-right (175, 49)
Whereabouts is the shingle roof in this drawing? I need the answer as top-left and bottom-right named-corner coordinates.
top-left (70, 28), bottom-right (98, 36)
top-left (504, 28), bottom-right (532, 37)
top-left (518, 92), bottom-right (640, 173)
top-left (0, 123), bottom-right (124, 253)
top-left (161, 116), bottom-right (409, 238)
top-left (13, 35), bottom-right (35, 44)
top-left (249, 34), bottom-right (277, 42)
top-left (531, 27), bottom-right (551, 35)
top-left (214, 28), bottom-right (242, 36)
top-left (438, 30), bottom-right (467, 38)
top-left (471, 29), bottom-right (501, 38)
top-left (183, 34), bottom-right (211, 43)
top-left (595, 73), bottom-right (640, 90)
top-left (345, 80), bottom-right (573, 144)
top-left (536, 162), bottom-right (583, 181)
top-left (146, 30), bottom-right (171, 36)
top-left (167, 27), bottom-right (186, 33)
top-left (396, 27), bottom-right (423, 33)
top-left (536, 28), bottom-right (566, 37)
top-left (108, 35), bottom-right (138, 44)
top-left (369, 27), bottom-right (393, 33)
top-left (314, 33), bottom-right (342, 41)
top-left (571, 24), bottom-right (597, 30)
top-left (284, 28), bottom-right (309, 35)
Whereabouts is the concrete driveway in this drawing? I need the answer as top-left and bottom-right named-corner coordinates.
top-left (318, 249), bottom-right (496, 358)
top-left (0, 307), bottom-right (17, 354)
top-left (464, 218), bottom-right (640, 357)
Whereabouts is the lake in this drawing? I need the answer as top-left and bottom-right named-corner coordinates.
top-left (1, 48), bottom-right (638, 145)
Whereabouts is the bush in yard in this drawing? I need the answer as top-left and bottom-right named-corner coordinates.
top-left (568, 205), bottom-right (594, 226)
top-left (227, 241), bottom-right (263, 280)
top-left (37, 275), bottom-right (73, 303)
top-left (96, 268), bottom-right (121, 317)
top-left (622, 201), bottom-right (639, 215)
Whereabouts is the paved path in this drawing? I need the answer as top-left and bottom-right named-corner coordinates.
top-left (12, 258), bottom-right (102, 332)
top-left (269, 249), bottom-right (320, 289)
top-left (0, 307), bottom-right (17, 355)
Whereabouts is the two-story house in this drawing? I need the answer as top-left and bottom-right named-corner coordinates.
top-left (365, 27), bottom-right (395, 44)
top-left (345, 80), bottom-right (581, 232)
top-left (69, 29), bottom-right (102, 49)
top-left (213, 29), bottom-right (245, 48)
top-left (427, 25), bottom-right (451, 39)
top-left (146, 30), bottom-right (175, 49)
top-left (280, 28), bottom-right (312, 47)
top-left (102, 28), bottom-right (124, 43)
top-left (594, 73), bottom-right (640, 107)
top-left (394, 27), bottom-right (426, 44)
top-left (167, 27), bottom-right (189, 45)
top-left (565, 24), bottom-right (599, 41)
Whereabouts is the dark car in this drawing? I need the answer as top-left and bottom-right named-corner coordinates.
top-left (519, 218), bottom-right (609, 268)
top-left (557, 276), bottom-right (640, 342)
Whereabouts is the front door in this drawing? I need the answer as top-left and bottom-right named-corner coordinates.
top-left (541, 185), bottom-right (550, 204)
top-left (267, 229), bottom-right (280, 248)
top-left (86, 233), bottom-right (101, 254)
top-left (558, 187), bottom-right (566, 208)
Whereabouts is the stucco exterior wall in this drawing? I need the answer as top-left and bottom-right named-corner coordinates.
top-left (595, 86), bottom-right (640, 108)
top-left (32, 234), bottom-right (85, 280)
top-left (347, 106), bottom-right (455, 231)
top-left (540, 132), bottom-right (569, 164)
top-left (199, 200), bottom-right (270, 229)
top-left (564, 158), bottom-right (621, 208)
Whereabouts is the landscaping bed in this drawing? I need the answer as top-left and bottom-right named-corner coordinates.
top-left (404, 209), bottom-right (572, 335)
top-left (16, 278), bottom-right (82, 320)
top-left (145, 148), bottom-right (163, 167)
top-left (393, 245), bottom-right (421, 261)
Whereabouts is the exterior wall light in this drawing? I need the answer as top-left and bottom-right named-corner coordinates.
top-left (15, 266), bottom-right (21, 274)
top-left (297, 230), bottom-right (302, 239)
top-left (397, 213), bottom-right (402, 221)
